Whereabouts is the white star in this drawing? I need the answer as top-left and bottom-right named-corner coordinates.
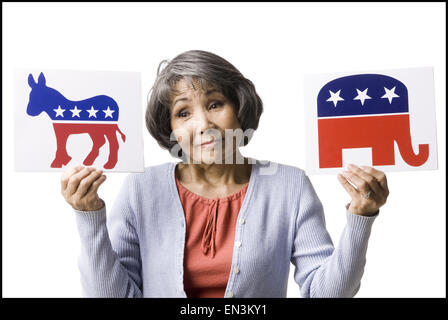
top-left (53, 105), bottom-right (66, 117)
top-left (326, 89), bottom-right (344, 107)
top-left (103, 106), bottom-right (115, 118)
top-left (69, 105), bottom-right (82, 118)
top-left (87, 106), bottom-right (99, 118)
top-left (353, 88), bottom-right (372, 106)
top-left (381, 86), bottom-right (400, 104)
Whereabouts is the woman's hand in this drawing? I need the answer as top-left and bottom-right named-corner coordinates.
top-left (337, 164), bottom-right (389, 217)
top-left (61, 165), bottom-right (107, 211)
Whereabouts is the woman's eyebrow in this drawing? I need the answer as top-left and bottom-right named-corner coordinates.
top-left (172, 89), bottom-right (222, 108)
top-left (205, 89), bottom-right (220, 95)
top-left (173, 97), bottom-right (189, 108)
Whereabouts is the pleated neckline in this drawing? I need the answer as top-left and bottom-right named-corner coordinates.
top-left (175, 177), bottom-right (249, 204)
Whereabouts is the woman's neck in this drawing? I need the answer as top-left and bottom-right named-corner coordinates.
top-left (176, 156), bottom-right (252, 187)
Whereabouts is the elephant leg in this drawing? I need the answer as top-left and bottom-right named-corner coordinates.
top-left (318, 119), bottom-right (345, 168)
top-left (319, 141), bottom-right (343, 168)
top-left (372, 143), bottom-right (396, 166)
top-left (83, 133), bottom-right (106, 166)
top-left (51, 124), bottom-right (72, 168)
top-left (103, 130), bottom-right (119, 169)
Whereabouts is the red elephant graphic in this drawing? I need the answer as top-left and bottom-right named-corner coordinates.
top-left (26, 72), bottom-right (126, 169)
top-left (317, 74), bottom-right (429, 168)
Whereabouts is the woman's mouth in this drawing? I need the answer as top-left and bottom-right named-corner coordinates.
top-left (200, 139), bottom-right (220, 148)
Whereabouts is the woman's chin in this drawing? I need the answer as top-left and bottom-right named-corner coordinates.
top-left (189, 149), bottom-right (228, 165)
top-left (200, 153), bottom-right (222, 165)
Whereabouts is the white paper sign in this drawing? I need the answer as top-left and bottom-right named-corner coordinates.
top-left (15, 69), bottom-right (144, 172)
top-left (304, 67), bottom-right (438, 174)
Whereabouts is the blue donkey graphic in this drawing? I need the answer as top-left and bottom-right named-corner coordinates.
top-left (26, 72), bottom-right (126, 169)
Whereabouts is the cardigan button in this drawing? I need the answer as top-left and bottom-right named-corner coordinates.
top-left (235, 241), bottom-right (242, 247)
top-left (233, 267), bottom-right (240, 274)
top-left (227, 291), bottom-right (234, 298)
top-left (239, 218), bottom-right (245, 225)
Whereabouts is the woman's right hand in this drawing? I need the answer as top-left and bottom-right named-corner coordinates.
top-left (61, 165), bottom-right (107, 211)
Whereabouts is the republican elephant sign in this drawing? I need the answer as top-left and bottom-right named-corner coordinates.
top-left (304, 67), bottom-right (438, 174)
top-left (15, 69), bottom-right (144, 172)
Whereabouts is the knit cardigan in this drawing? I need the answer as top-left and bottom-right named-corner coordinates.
top-left (73, 158), bottom-right (378, 298)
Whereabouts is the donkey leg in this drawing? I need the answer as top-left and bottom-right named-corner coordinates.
top-left (104, 130), bottom-right (119, 169)
top-left (83, 133), bottom-right (106, 166)
top-left (51, 124), bottom-right (72, 168)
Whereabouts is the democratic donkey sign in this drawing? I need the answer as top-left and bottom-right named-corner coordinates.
top-left (304, 67), bottom-right (438, 174)
top-left (15, 69), bottom-right (144, 172)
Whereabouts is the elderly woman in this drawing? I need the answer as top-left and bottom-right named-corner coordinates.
top-left (61, 50), bottom-right (389, 298)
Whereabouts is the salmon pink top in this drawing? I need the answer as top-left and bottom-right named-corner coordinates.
top-left (175, 177), bottom-right (249, 298)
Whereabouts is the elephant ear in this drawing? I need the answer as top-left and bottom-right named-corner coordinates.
top-left (37, 72), bottom-right (46, 86)
top-left (28, 74), bottom-right (37, 88)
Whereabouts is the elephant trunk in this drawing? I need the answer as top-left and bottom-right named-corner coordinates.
top-left (395, 114), bottom-right (429, 167)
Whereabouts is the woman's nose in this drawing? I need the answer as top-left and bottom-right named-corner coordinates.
top-left (193, 108), bottom-right (212, 133)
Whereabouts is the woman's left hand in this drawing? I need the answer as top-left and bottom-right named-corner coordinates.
top-left (337, 164), bottom-right (389, 217)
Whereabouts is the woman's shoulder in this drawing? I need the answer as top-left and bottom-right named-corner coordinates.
top-left (254, 159), bottom-right (309, 202)
top-left (255, 159), bottom-right (306, 182)
top-left (122, 161), bottom-right (174, 188)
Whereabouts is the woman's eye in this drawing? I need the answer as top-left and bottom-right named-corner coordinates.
top-left (177, 102), bottom-right (222, 118)
top-left (177, 110), bottom-right (188, 118)
top-left (209, 102), bottom-right (223, 110)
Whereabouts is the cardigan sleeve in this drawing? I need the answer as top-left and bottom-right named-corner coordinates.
top-left (73, 174), bottom-right (142, 297)
top-left (290, 172), bottom-right (378, 298)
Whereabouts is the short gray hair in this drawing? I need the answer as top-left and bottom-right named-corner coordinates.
top-left (146, 50), bottom-right (264, 160)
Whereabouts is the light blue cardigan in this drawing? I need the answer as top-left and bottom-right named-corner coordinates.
top-left (74, 158), bottom-right (378, 298)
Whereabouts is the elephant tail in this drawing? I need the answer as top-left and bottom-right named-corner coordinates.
top-left (116, 126), bottom-right (126, 142)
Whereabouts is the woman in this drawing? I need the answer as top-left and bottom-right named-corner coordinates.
top-left (61, 50), bottom-right (389, 298)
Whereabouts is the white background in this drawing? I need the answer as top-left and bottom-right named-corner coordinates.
top-left (3, 3), bottom-right (445, 298)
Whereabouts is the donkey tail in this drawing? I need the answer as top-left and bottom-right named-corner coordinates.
top-left (116, 126), bottom-right (126, 142)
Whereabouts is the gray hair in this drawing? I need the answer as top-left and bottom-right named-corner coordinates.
top-left (146, 50), bottom-right (264, 160)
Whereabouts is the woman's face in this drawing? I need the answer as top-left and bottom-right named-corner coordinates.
top-left (170, 78), bottom-right (242, 164)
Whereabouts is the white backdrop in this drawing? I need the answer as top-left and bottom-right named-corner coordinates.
top-left (3, 2), bottom-right (445, 298)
